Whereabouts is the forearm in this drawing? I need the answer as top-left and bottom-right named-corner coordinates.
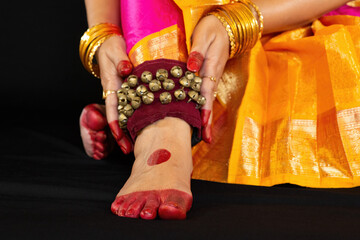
top-left (252, 0), bottom-right (351, 34)
top-left (84, 0), bottom-right (120, 27)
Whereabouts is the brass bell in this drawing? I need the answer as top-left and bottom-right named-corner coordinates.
top-left (190, 82), bottom-right (201, 92)
top-left (126, 89), bottom-right (137, 101)
top-left (174, 89), bottom-right (186, 100)
top-left (188, 90), bottom-right (199, 102)
top-left (193, 76), bottom-right (202, 85)
top-left (117, 88), bottom-right (127, 97)
top-left (141, 71), bottom-right (152, 83)
top-left (118, 113), bottom-right (128, 128)
top-left (131, 96), bottom-right (142, 109)
top-left (156, 69), bottom-right (168, 81)
top-left (136, 85), bottom-right (148, 96)
top-left (149, 79), bottom-right (162, 92)
top-left (127, 75), bottom-right (138, 87)
top-left (162, 79), bottom-right (175, 91)
top-left (170, 66), bottom-right (183, 78)
top-left (123, 104), bottom-right (134, 117)
top-left (121, 82), bottom-right (131, 91)
top-left (185, 71), bottom-right (195, 80)
top-left (117, 104), bottom-right (125, 112)
top-left (197, 95), bottom-right (206, 106)
top-left (160, 92), bottom-right (172, 104)
top-left (179, 77), bottom-right (191, 88)
top-left (142, 92), bottom-right (155, 104)
top-left (118, 93), bottom-right (128, 106)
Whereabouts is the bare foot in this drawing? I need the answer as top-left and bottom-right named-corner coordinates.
top-left (111, 117), bottom-right (193, 220)
top-left (79, 104), bottom-right (114, 160)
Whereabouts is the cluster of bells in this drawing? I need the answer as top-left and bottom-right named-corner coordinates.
top-left (117, 66), bottom-right (206, 129)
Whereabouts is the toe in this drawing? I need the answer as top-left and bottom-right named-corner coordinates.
top-left (158, 190), bottom-right (193, 220)
top-left (117, 194), bottom-right (137, 217)
top-left (83, 104), bottom-right (107, 131)
top-left (94, 142), bottom-right (105, 152)
top-left (140, 194), bottom-right (160, 220)
top-left (111, 196), bottom-right (125, 215)
top-left (93, 150), bottom-right (105, 160)
top-left (125, 198), bottom-right (146, 218)
top-left (158, 202), bottom-right (186, 220)
top-left (95, 131), bottom-right (107, 142)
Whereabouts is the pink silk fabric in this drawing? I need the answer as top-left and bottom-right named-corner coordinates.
top-left (120, 0), bottom-right (185, 54)
top-left (325, 4), bottom-right (360, 17)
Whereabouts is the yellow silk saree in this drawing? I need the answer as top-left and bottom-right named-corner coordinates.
top-left (123, 0), bottom-right (360, 188)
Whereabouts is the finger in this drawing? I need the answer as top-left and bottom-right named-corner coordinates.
top-left (117, 60), bottom-right (133, 78)
top-left (99, 36), bottom-right (134, 154)
top-left (198, 41), bottom-right (229, 143)
top-left (199, 77), bottom-right (216, 144)
top-left (187, 51), bottom-right (205, 73)
top-left (107, 36), bottom-right (133, 77)
top-left (187, 17), bottom-right (216, 72)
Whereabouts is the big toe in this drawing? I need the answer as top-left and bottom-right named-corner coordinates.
top-left (158, 190), bottom-right (193, 220)
top-left (81, 104), bottom-right (107, 131)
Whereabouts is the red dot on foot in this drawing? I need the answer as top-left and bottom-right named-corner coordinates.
top-left (147, 149), bottom-right (171, 166)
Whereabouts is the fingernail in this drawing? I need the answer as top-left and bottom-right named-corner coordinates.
top-left (201, 109), bottom-right (211, 126)
top-left (109, 120), bottom-right (133, 154)
top-left (202, 124), bottom-right (212, 144)
top-left (187, 51), bottom-right (204, 72)
top-left (117, 60), bottom-right (133, 77)
top-left (109, 121), bottom-right (124, 140)
top-left (119, 136), bottom-right (133, 154)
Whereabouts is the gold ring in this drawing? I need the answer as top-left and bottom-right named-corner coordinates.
top-left (203, 76), bottom-right (217, 82)
top-left (102, 90), bottom-right (117, 99)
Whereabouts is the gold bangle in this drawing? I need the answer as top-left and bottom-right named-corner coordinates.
top-left (241, 0), bottom-right (264, 39)
top-left (347, 0), bottom-right (360, 7)
top-left (209, 11), bottom-right (238, 59)
top-left (79, 23), bottom-right (122, 78)
top-left (210, 1), bottom-right (261, 58)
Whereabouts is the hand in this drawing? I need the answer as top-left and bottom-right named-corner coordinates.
top-left (187, 15), bottom-right (230, 143)
top-left (96, 35), bottom-right (134, 154)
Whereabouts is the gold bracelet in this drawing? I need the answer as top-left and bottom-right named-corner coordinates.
top-left (209, 1), bottom-right (261, 58)
top-left (241, 0), bottom-right (264, 39)
top-left (79, 23), bottom-right (122, 78)
top-left (209, 11), bottom-right (238, 59)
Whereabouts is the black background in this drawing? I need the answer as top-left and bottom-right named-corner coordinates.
top-left (1, 1), bottom-right (360, 239)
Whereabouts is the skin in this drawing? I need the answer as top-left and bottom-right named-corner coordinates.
top-left (81, 0), bottom-right (351, 219)
top-left (84, 0), bottom-right (350, 152)
top-left (110, 117), bottom-right (194, 220)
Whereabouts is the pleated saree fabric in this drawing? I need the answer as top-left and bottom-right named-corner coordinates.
top-left (121, 0), bottom-right (360, 188)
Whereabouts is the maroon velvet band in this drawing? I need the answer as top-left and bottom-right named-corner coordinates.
top-left (126, 59), bottom-right (202, 142)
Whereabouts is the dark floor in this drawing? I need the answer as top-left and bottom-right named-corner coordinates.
top-left (1, 125), bottom-right (360, 240)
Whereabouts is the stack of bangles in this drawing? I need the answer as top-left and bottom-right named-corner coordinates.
top-left (79, 23), bottom-right (122, 78)
top-left (79, 0), bottom-right (263, 129)
top-left (209, 0), bottom-right (263, 59)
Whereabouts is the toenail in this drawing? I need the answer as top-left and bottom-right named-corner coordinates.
top-left (164, 202), bottom-right (179, 209)
top-left (142, 209), bottom-right (153, 216)
top-left (119, 209), bottom-right (126, 216)
top-left (126, 209), bottom-right (134, 215)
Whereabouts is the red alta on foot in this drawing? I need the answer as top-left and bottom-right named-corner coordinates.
top-left (111, 189), bottom-right (193, 220)
top-left (80, 104), bottom-right (111, 160)
top-left (147, 149), bottom-right (171, 166)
